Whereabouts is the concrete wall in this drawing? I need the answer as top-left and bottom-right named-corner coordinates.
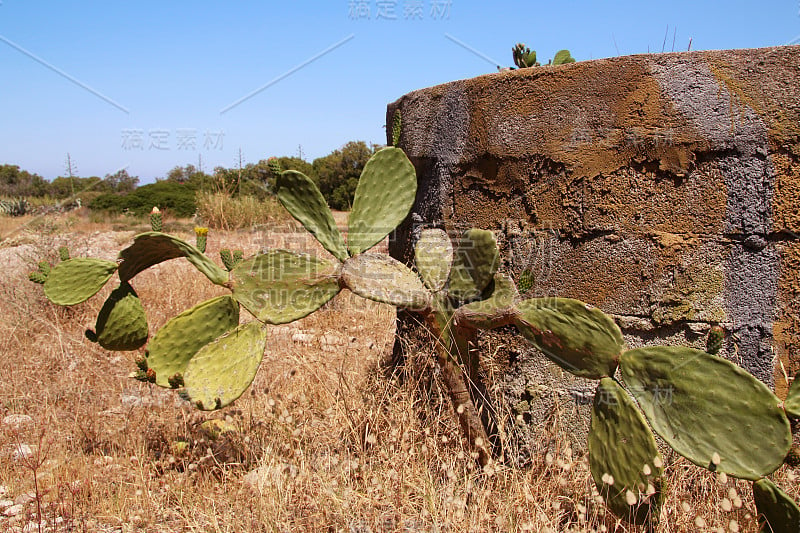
top-left (387, 46), bottom-right (800, 462)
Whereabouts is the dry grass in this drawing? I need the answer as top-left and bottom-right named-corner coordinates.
top-left (0, 216), bottom-right (797, 532)
top-left (195, 192), bottom-right (286, 231)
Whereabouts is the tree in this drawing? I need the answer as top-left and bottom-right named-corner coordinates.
top-left (104, 169), bottom-right (139, 194)
top-left (0, 164), bottom-right (48, 197)
top-left (311, 141), bottom-right (378, 210)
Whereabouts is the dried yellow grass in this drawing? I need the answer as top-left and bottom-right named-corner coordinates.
top-left (0, 223), bottom-right (797, 532)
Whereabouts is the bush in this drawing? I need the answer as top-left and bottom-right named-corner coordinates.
top-left (90, 181), bottom-right (197, 218)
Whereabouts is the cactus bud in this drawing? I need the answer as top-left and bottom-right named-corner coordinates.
top-left (38, 260), bottom-right (51, 276)
top-left (58, 246), bottom-right (70, 262)
top-left (146, 368), bottom-right (157, 383)
top-left (135, 355), bottom-right (148, 372)
top-left (168, 373), bottom-right (184, 389)
top-left (28, 271), bottom-right (47, 284)
top-left (267, 157), bottom-right (282, 176)
top-left (220, 249), bottom-right (235, 271)
top-left (232, 249), bottom-right (243, 264)
top-left (706, 325), bottom-right (724, 355)
top-left (194, 227), bottom-right (208, 253)
top-left (150, 206), bottom-right (162, 232)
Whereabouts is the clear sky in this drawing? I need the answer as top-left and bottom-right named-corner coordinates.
top-left (1, 1), bottom-right (799, 183)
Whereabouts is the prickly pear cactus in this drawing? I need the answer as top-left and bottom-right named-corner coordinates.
top-left (512, 43), bottom-right (538, 68)
top-left (44, 258), bottom-right (118, 306)
top-left (588, 378), bottom-right (663, 524)
top-left (552, 49), bottom-right (575, 65)
top-left (58, 246), bottom-right (70, 262)
top-left (784, 376), bottom-right (800, 418)
top-left (620, 346), bottom-right (791, 480)
top-left (117, 232), bottom-right (228, 286)
top-left (347, 147), bottom-right (417, 256)
top-left (447, 229), bottom-right (500, 303)
top-left (87, 282), bottom-right (148, 351)
top-left (392, 110), bottom-right (402, 147)
top-left (276, 170), bottom-right (348, 261)
top-left (514, 298), bottom-right (624, 379)
top-left (145, 295), bottom-right (240, 388)
top-left (183, 321), bottom-right (268, 410)
top-left (753, 478), bottom-right (800, 533)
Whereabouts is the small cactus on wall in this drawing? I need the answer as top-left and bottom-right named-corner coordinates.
top-left (512, 43), bottom-right (575, 69)
top-left (30, 113), bottom-right (799, 532)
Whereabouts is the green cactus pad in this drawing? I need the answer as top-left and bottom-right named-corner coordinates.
top-left (391, 110), bottom-right (402, 147)
top-left (514, 298), bottom-right (623, 379)
top-left (37, 261), bottom-right (51, 276)
top-left (552, 49), bottom-right (575, 65)
top-left (414, 228), bottom-right (453, 292)
top-left (43, 258), bottom-right (118, 306)
top-left (276, 171), bottom-right (348, 262)
top-left (347, 147), bottom-right (417, 255)
top-left (118, 232), bottom-right (228, 286)
top-left (92, 282), bottom-right (148, 351)
top-left (183, 321), bottom-right (267, 410)
top-left (457, 274), bottom-right (518, 329)
top-left (58, 246), bottom-right (70, 261)
top-left (620, 346), bottom-right (792, 480)
top-left (447, 229), bottom-right (500, 303)
top-left (146, 295), bottom-right (240, 388)
top-left (753, 478), bottom-right (800, 533)
top-left (230, 250), bottom-right (341, 324)
top-left (341, 254), bottom-right (431, 310)
top-left (589, 378), bottom-right (663, 524)
top-left (784, 376), bottom-right (800, 418)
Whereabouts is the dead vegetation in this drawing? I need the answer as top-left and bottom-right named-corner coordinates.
top-left (0, 213), bottom-right (797, 532)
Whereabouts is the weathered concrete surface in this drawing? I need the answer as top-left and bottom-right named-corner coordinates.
top-left (387, 46), bottom-right (800, 463)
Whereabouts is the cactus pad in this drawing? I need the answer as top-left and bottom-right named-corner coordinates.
top-left (414, 228), bottom-right (453, 292)
top-left (447, 229), bottom-right (500, 303)
top-left (341, 254), bottom-right (431, 310)
top-left (183, 321), bottom-right (268, 410)
top-left (753, 478), bottom-right (800, 533)
top-left (43, 258), bottom-right (118, 306)
top-left (91, 282), bottom-right (148, 351)
top-left (514, 298), bottom-right (623, 379)
top-left (347, 147), bottom-right (417, 255)
top-left (552, 49), bottom-right (576, 65)
top-left (457, 274), bottom-right (518, 329)
top-left (146, 295), bottom-right (240, 388)
top-left (230, 250), bottom-right (341, 324)
top-left (118, 232), bottom-right (228, 286)
top-left (620, 346), bottom-right (792, 480)
top-left (589, 378), bottom-right (663, 524)
top-left (784, 376), bottom-right (800, 418)
top-left (276, 170), bottom-right (348, 262)
top-left (391, 110), bottom-right (402, 147)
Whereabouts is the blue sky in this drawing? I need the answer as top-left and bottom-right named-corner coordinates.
top-left (1, 0), bottom-right (798, 183)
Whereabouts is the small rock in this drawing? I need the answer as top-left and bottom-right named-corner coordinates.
top-left (3, 504), bottom-right (22, 517)
top-left (2, 415), bottom-right (33, 429)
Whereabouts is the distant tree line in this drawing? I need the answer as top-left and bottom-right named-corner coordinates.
top-left (0, 141), bottom-right (378, 217)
